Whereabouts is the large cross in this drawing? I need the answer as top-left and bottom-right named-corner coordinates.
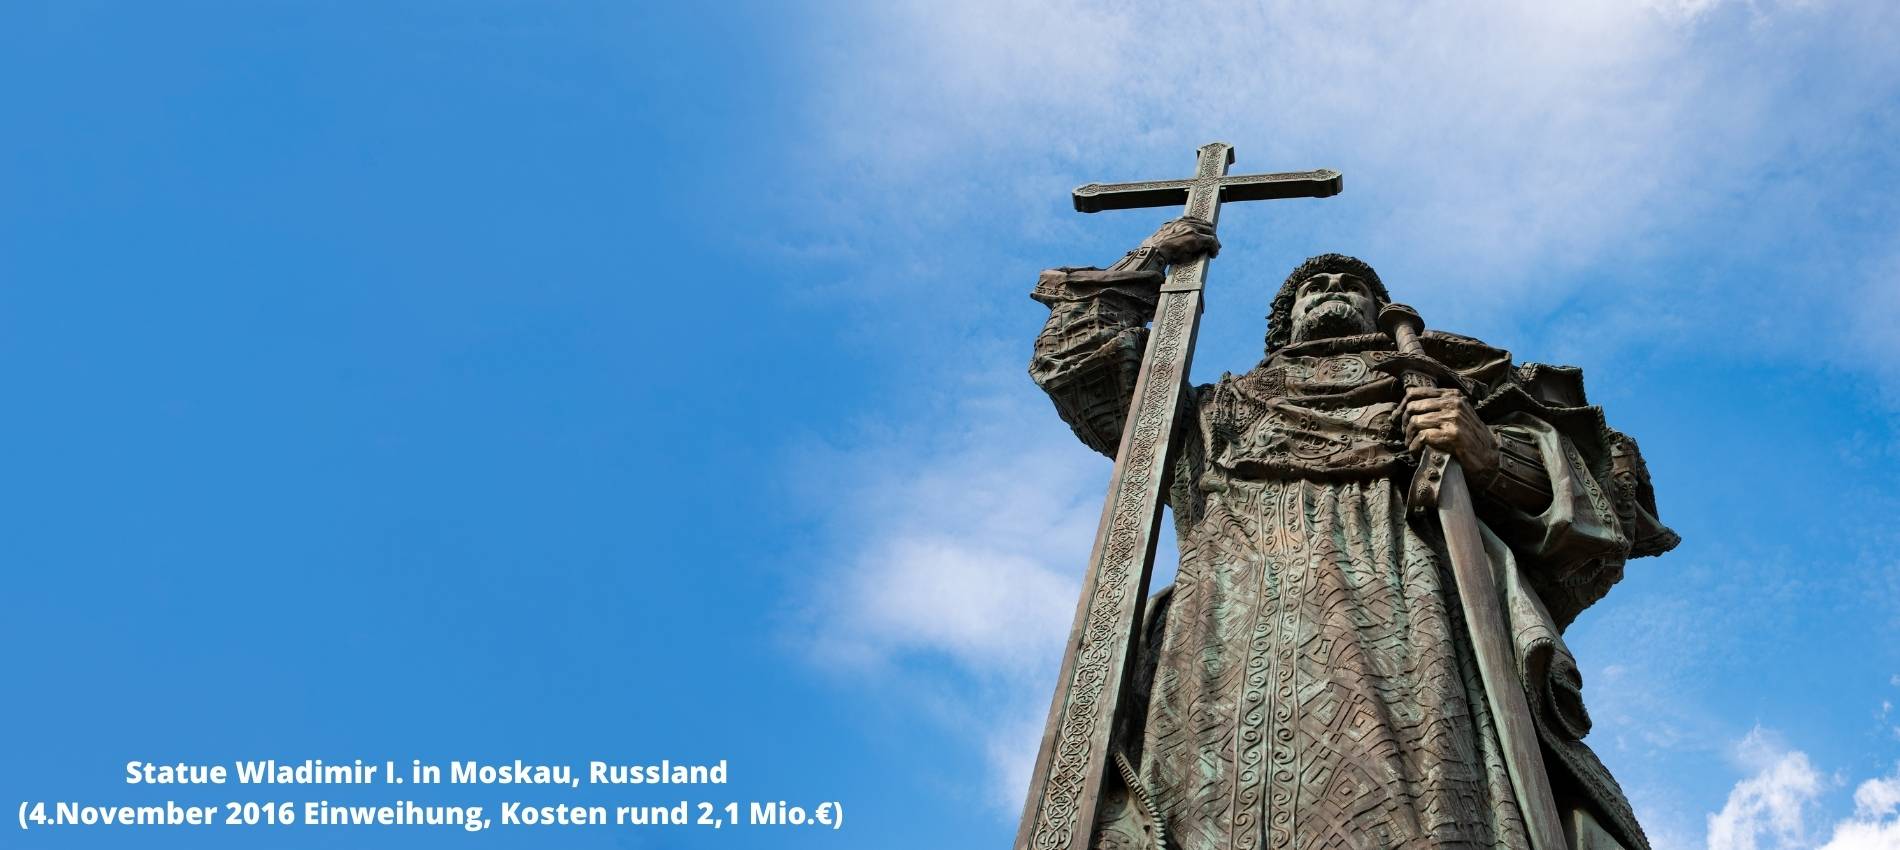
top-left (1015, 143), bottom-right (1341, 850)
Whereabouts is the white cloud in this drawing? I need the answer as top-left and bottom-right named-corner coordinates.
top-left (1850, 777), bottom-right (1900, 825)
top-left (816, 1), bottom-right (1892, 278)
top-left (787, 0), bottom-right (1900, 826)
top-left (836, 536), bottom-right (1074, 674)
top-left (1647, 0), bottom-right (1726, 20)
top-left (795, 0), bottom-right (1900, 396)
top-left (797, 378), bottom-right (1129, 810)
top-left (803, 384), bottom-right (1102, 674)
top-left (1816, 770), bottom-right (1900, 850)
top-left (1704, 730), bottom-right (1900, 850)
top-left (1708, 727), bottom-right (1827, 850)
top-left (983, 710), bottom-right (1048, 813)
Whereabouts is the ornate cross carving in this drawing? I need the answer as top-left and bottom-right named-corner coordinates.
top-left (1015, 143), bottom-right (1340, 850)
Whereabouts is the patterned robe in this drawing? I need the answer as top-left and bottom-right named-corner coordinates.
top-left (1029, 266), bottom-right (1678, 850)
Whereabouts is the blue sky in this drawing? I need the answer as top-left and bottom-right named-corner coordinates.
top-left (1, 2), bottom-right (1897, 849)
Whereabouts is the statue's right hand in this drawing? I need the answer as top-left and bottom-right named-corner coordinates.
top-left (1143, 217), bottom-right (1221, 264)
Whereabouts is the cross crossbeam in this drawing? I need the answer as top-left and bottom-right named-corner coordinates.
top-left (1072, 165), bottom-right (1341, 213)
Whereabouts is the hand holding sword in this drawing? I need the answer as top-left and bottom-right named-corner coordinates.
top-left (1381, 303), bottom-right (1571, 850)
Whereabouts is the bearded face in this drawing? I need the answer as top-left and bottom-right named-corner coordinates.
top-left (1288, 272), bottom-right (1380, 344)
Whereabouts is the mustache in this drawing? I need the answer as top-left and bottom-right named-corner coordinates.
top-left (1290, 300), bottom-right (1375, 343)
top-left (1304, 295), bottom-right (1360, 312)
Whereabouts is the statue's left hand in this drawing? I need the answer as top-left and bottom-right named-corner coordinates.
top-left (1400, 387), bottom-right (1499, 481)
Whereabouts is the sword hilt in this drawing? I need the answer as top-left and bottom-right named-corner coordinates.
top-left (1380, 303), bottom-right (1452, 510)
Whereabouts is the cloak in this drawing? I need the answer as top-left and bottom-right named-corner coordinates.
top-left (1030, 266), bottom-right (1678, 850)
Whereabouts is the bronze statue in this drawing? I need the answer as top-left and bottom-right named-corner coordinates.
top-left (1017, 145), bottom-right (1678, 850)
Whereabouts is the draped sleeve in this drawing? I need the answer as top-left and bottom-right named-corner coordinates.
top-left (1424, 333), bottom-right (1681, 630)
top-left (1028, 266), bottom-right (1164, 458)
top-left (1425, 333), bottom-right (1679, 850)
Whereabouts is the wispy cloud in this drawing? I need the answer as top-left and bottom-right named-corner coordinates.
top-left (789, 0), bottom-right (1900, 398)
top-left (1844, 238), bottom-right (1900, 407)
top-left (795, 377), bottom-right (1116, 810)
top-left (785, 0), bottom-right (1900, 827)
top-left (801, 385), bottom-right (1099, 674)
top-left (813, 2), bottom-right (1892, 305)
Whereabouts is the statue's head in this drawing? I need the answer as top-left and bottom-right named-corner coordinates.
top-left (1265, 254), bottom-right (1390, 354)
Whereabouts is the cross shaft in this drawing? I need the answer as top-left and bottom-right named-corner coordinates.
top-left (1016, 142), bottom-right (1341, 850)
